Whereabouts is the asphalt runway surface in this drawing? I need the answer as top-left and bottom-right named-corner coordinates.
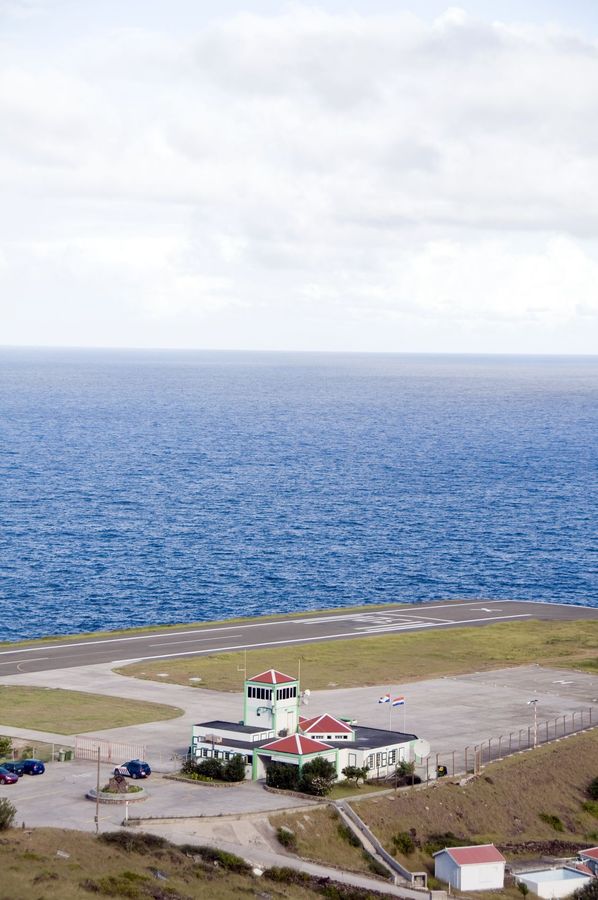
top-left (1, 599), bottom-right (597, 676)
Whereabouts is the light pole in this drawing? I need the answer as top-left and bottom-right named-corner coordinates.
top-left (528, 699), bottom-right (538, 748)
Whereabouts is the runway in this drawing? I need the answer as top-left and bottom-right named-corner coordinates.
top-left (0, 599), bottom-right (596, 676)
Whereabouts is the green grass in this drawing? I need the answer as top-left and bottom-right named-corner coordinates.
top-left (0, 686), bottom-right (182, 735)
top-left (117, 619), bottom-right (598, 691)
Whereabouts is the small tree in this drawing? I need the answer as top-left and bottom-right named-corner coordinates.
top-left (342, 765), bottom-right (369, 787)
top-left (588, 776), bottom-right (598, 801)
top-left (0, 736), bottom-right (12, 759)
top-left (518, 882), bottom-right (529, 896)
top-left (0, 798), bottom-right (16, 831)
top-left (299, 757), bottom-right (337, 796)
top-left (223, 754), bottom-right (246, 782)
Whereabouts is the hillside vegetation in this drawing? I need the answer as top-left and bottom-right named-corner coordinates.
top-left (272, 729), bottom-right (598, 884)
top-left (118, 619), bottom-right (598, 690)
top-left (0, 827), bottom-right (389, 900)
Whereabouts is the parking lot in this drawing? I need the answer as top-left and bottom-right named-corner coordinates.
top-left (0, 760), bottom-right (310, 833)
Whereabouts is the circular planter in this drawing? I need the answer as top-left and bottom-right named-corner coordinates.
top-left (86, 788), bottom-right (147, 804)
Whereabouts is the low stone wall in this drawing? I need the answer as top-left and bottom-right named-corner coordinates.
top-left (164, 774), bottom-right (245, 788)
top-left (86, 788), bottom-right (147, 804)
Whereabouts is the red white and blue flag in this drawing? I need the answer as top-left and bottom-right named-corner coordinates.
top-left (392, 696), bottom-right (405, 707)
top-left (378, 693), bottom-right (390, 704)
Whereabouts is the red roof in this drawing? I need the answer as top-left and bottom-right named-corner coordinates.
top-left (248, 669), bottom-right (296, 685)
top-left (580, 848), bottom-right (598, 861)
top-left (260, 733), bottom-right (333, 755)
top-left (437, 845), bottom-right (506, 866)
top-left (573, 863), bottom-right (594, 876)
top-left (300, 714), bottom-right (354, 735)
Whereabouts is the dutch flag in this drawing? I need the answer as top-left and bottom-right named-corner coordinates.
top-left (392, 696), bottom-right (405, 707)
top-left (378, 693), bottom-right (390, 704)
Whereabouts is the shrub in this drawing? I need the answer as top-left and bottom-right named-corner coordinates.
top-left (588, 777), bottom-right (598, 801)
top-left (99, 831), bottom-right (168, 855)
top-left (572, 879), bottom-right (598, 899)
top-left (392, 831), bottom-right (415, 855)
top-left (582, 801), bottom-right (598, 818)
top-left (0, 736), bottom-right (13, 758)
top-left (299, 757), bottom-right (337, 796)
top-left (264, 867), bottom-right (311, 885)
top-left (266, 762), bottom-right (299, 791)
top-left (518, 883), bottom-right (529, 896)
top-left (341, 765), bottom-right (369, 787)
top-left (223, 754), bottom-right (246, 782)
top-left (0, 797), bottom-right (16, 831)
top-left (180, 844), bottom-right (251, 874)
top-left (180, 758), bottom-right (201, 777)
top-left (338, 822), bottom-right (361, 847)
top-left (539, 813), bottom-right (564, 832)
top-left (196, 757), bottom-right (224, 780)
top-left (276, 826), bottom-right (298, 851)
top-left (364, 852), bottom-right (390, 878)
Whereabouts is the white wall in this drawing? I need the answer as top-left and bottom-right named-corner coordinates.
top-left (434, 856), bottom-right (504, 891)
top-left (517, 871), bottom-right (591, 899)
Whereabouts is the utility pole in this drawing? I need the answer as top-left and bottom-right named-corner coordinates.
top-left (528, 699), bottom-right (538, 748)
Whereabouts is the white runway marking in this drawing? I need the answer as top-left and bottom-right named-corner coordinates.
top-left (148, 634), bottom-right (243, 648)
top-left (0, 657), bottom-right (49, 666)
top-left (128, 613), bottom-right (533, 662)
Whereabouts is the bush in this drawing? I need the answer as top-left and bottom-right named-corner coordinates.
top-left (0, 797), bottom-right (16, 831)
top-left (338, 822), bottom-right (361, 848)
top-left (518, 882), bottom-right (529, 896)
top-left (223, 754), bottom-right (246, 782)
top-left (392, 831), bottom-right (415, 855)
top-left (276, 826), bottom-right (298, 851)
top-left (266, 762), bottom-right (299, 791)
top-left (588, 777), bottom-right (598, 801)
top-left (196, 757), bottom-right (224, 780)
top-left (0, 736), bottom-right (13, 758)
top-left (180, 844), bottom-right (251, 874)
top-left (299, 757), bottom-right (337, 796)
top-left (582, 801), bottom-right (598, 818)
top-left (572, 879), bottom-right (598, 899)
top-left (99, 831), bottom-right (168, 855)
top-left (341, 765), bottom-right (369, 787)
top-left (539, 813), bottom-right (564, 832)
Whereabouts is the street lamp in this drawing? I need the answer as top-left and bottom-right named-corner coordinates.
top-left (527, 699), bottom-right (538, 748)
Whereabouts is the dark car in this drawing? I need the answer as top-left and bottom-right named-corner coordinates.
top-left (0, 766), bottom-right (18, 785)
top-left (0, 761), bottom-right (25, 777)
top-left (114, 759), bottom-right (151, 779)
top-left (21, 759), bottom-right (45, 775)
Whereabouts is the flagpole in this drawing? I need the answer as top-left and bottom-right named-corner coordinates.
top-left (389, 688), bottom-right (392, 730)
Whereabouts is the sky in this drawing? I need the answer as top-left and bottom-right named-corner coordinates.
top-left (1, 1), bottom-right (598, 353)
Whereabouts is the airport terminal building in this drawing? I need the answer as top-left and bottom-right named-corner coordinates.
top-left (191, 668), bottom-right (418, 781)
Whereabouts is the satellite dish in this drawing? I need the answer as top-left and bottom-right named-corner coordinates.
top-left (412, 739), bottom-right (430, 759)
top-left (300, 689), bottom-right (311, 706)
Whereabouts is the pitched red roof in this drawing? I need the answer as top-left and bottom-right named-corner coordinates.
top-left (437, 845), bottom-right (506, 866)
top-left (573, 863), bottom-right (594, 876)
top-left (260, 733), bottom-right (333, 755)
top-left (248, 669), bottom-right (296, 685)
top-left (580, 848), bottom-right (598, 861)
top-left (300, 714), bottom-right (354, 735)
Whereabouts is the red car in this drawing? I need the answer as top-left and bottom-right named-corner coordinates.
top-left (0, 766), bottom-right (18, 785)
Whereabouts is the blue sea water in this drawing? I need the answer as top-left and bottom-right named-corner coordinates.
top-left (0, 349), bottom-right (596, 641)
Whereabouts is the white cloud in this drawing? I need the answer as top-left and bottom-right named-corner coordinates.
top-left (1, 5), bottom-right (598, 351)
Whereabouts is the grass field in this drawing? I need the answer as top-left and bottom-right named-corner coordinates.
top-left (0, 686), bottom-right (182, 734)
top-left (273, 728), bottom-right (598, 886)
top-left (117, 619), bottom-right (598, 691)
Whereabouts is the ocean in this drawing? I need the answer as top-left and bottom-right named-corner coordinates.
top-left (0, 349), bottom-right (596, 641)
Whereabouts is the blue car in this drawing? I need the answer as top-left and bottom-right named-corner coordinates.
top-left (114, 760), bottom-right (151, 779)
top-left (21, 759), bottom-right (45, 775)
top-left (0, 761), bottom-right (25, 777)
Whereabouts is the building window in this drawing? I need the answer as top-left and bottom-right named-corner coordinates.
top-left (367, 755), bottom-right (374, 768)
top-left (348, 753), bottom-right (357, 766)
top-left (388, 750), bottom-right (396, 764)
top-left (381, 752), bottom-right (387, 766)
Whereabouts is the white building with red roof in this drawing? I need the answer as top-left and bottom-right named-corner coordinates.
top-left (579, 847), bottom-right (598, 876)
top-left (434, 844), bottom-right (506, 891)
top-left (191, 667), bottom-right (418, 782)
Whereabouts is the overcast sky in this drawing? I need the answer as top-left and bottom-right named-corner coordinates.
top-left (1, 1), bottom-right (598, 353)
